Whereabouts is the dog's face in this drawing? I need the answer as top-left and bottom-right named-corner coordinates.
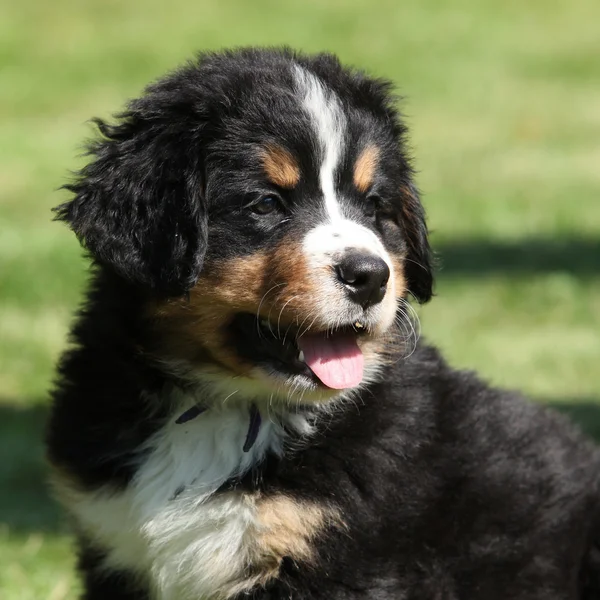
top-left (57, 49), bottom-right (432, 404)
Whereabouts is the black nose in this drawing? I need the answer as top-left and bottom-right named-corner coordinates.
top-left (336, 252), bottom-right (390, 309)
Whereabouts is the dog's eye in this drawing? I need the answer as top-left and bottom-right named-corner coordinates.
top-left (251, 195), bottom-right (282, 215)
top-left (364, 194), bottom-right (381, 217)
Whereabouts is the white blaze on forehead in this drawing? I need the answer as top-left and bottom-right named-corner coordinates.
top-left (293, 64), bottom-right (396, 335)
top-left (293, 64), bottom-right (346, 222)
top-left (293, 64), bottom-right (390, 261)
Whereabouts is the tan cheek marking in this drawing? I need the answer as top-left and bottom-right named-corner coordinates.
top-left (353, 145), bottom-right (380, 193)
top-left (149, 253), bottom-right (270, 374)
top-left (389, 255), bottom-right (407, 299)
top-left (268, 240), bottom-right (312, 310)
top-left (267, 239), bottom-right (342, 331)
top-left (148, 233), bottom-right (348, 375)
top-left (204, 252), bottom-right (270, 308)
top-left (261, 144), bottom-right (300, 189)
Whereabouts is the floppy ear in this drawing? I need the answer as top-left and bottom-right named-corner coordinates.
top-left (400, 182), bottom-right (434, 303)
top-left (55, 103), bottom-right (208, 296)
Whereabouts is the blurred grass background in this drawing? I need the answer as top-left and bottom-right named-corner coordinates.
top-left (1, 0), bottom-right (599, 597)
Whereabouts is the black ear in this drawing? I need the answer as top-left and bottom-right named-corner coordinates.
top-left (55, 99), bottom-right (208, 296)
top-left (400, 183), bottom-right (434, 303)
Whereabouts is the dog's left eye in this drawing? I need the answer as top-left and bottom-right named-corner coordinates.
top-left (250, 195), bottom-right (283, 215)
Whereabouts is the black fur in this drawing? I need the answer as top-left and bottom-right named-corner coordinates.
top-left (48, 48), bottom-right (600, 599)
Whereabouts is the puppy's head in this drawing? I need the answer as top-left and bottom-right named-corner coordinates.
top-left (57, 48), bottom-right (433, 404)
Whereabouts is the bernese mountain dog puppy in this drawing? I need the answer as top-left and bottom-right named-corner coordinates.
top-left (47, 48), bottom-right (600, 599)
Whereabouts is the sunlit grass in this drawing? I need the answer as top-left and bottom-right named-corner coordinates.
top-left (0, 529), bottom-right (80, 600)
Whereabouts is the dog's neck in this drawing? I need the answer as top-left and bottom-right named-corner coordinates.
top-left (61, 382), bottom-right (328, 600)
top-left (155, 383), bottom-right (317, 495)
top-left (174, 402), bottom-right (263, 453)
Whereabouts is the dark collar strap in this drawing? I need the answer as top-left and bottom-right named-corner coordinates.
top-left (175, 403), bottom-right (261, 453)
top-left (175, 404), bottom-right (207, 424)
top-left (243, 404), bottom-right (262, 453)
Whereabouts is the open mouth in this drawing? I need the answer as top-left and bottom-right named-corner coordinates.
top-left (229, 313), bottom-right (370, 390)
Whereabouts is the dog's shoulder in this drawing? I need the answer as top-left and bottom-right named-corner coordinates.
top-left (388, 342), bottom-right (600, 494)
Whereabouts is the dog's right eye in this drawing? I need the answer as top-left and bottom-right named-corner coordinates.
top-left (364, 194), bottom-right (381, 218)
top-left (250, 195), bottom-right (283, 215)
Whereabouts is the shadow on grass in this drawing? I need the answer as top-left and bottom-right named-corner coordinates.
top-left (0, 402), bottom-right (65, 533)
top-left (435, 237), bottom-right (600, 275)
top-left (1, 396), bottom-right (599, 533)
top-left (551, 400), bottom-right (600, 442)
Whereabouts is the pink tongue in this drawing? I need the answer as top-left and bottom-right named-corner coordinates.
top-left (297, 333), bottom-right (364, 389)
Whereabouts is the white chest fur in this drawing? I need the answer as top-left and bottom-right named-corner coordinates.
top-left (56, 403), bottom-right (316, 600)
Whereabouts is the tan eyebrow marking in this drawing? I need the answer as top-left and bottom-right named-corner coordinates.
top-left (261, 144), bottom-right (301, 189)
top-left (353, 145), bottom-right (380, 193)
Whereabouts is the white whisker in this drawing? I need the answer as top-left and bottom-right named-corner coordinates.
top-left (255, 283), bottom-right (286, 340)
top-left (277, 295), bottom-right (299, 339)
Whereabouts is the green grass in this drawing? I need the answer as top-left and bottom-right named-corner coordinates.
top-left (1, 0), bottom-right (599, 597)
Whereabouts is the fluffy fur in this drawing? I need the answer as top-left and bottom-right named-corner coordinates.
top-left (47, 48), bottom-right (600, 599)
